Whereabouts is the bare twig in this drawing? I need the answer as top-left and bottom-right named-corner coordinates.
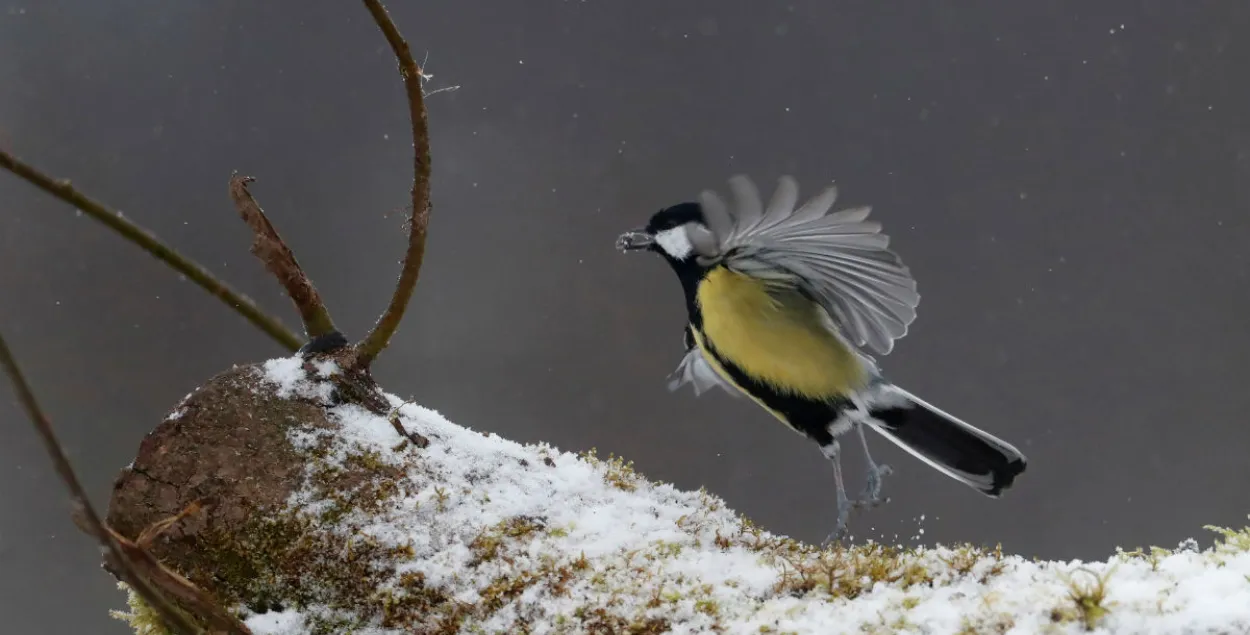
top-left (417, 51), bottom-right (461, 97)
top-left (104, 524), bottom-right (252, 635)
top-left (354, 0), bottom-right (434, 368)
top-left (388, 403), bottom-right (430, 448)
top-left (137, 499), bottom-right (208, 549)
top-left (0, 149), bottom-right (303, 352)
top-left (0, 332), bottom-right (212, 635)
top-left (228, 174), bottom-right (338, 340)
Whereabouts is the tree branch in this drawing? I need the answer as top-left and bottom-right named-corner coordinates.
top-left (354, 0), bottom-right (433, 369)
top-left (228, 174), bottom-right (338, 340)
top-left (0, 149), bottom-right (303, 353)
top-left (0, 331), bottom-right (233, 635)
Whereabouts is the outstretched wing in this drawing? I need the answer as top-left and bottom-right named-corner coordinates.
top-left (697, 174), bottom-right (920, 356)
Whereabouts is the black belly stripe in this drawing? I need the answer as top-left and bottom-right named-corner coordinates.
top-left (695, 329), bottom-right (848, 447)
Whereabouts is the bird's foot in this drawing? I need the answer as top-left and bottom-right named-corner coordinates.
top-left (855, 462), bottom-right (893, 509)
top-left (821, 464), bottom-right (894, 547)
top-left (821, 494), bottom-right (855, 547)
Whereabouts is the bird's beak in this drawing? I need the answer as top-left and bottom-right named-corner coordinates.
top-left (616, 229), bottom-right (654, 253)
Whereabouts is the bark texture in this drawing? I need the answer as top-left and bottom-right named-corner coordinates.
top-left (104, 351), bottom-right (427, 632)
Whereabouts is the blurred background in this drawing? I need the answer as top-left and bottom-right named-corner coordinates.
top-left (3, 1), bottom-right (1249, 631)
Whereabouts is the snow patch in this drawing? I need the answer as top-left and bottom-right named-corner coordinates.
top-left (259, 356), bottom-right (334, 402)
top-left (139, 356), bottom-right (1250, 634)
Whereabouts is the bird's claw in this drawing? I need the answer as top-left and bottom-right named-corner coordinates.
top-left (822, 463), bottom-right (894, 547)
top-left (857, 463), bottom-right (893, 508)
top-left (821, 497), bottom-right (855, 547)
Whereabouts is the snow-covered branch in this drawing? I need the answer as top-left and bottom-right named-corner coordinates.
top-left (107, 355), bottom-right (1250, 635)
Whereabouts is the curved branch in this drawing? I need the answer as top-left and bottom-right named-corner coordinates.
top-left (354, 0), bottom-right (433, 369)
top-left (0, 149), bottom-right (303, 352)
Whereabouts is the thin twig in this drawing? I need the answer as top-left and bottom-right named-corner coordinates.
top-left (228, 174), bottom-right (338, 340)
top-left (388, 403), bottom-right (430, 448)
top-left (103, 524), bottom-right (251, 635)
top-left (0, 149), bottom-right (303, 352)
top-left (354, 0), bottom-right (433, 368)
top-left (137, 499), bottom-right (208, 549)
top-left (417, 51), bottom-right (461, 97)
top-left (0, 332), bottom-right (207, 635)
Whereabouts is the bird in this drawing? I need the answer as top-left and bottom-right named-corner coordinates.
top-left (616, 174), bottom-right (1027, 542)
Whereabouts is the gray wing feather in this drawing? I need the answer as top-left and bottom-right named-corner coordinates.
top-left (698, 189), bottom-right (734, 253)
top-left (763, 176), bottom-right (799, 230)
top-left (791, 181), bottom-right (840, 224)
top-left (703, 174), bottom-right (920, 356)
top-left (728, 176), bottom-right (764, 233)
top-left (667, 348), bottom-right (741, 397)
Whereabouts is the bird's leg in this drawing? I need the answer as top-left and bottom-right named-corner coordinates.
top-left (854, 422), bottom-right (892, 508)
top-left (818, 440), bottom-right (854, 545)
top-left (847, 394), bottom-right (892, 509)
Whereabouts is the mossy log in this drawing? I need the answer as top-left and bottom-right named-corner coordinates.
top-left (105, 352), bottom-right (448, 633)
top-left (102, 354), bottom-right (1250, 635)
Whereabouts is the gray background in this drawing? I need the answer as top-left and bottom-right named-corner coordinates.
top-left (3, 1), bottom-right (1249, 631)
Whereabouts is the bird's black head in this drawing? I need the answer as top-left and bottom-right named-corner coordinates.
top-left (643, 202), bottom-right (706, 236)
top-left (615, 202), bottom-right (716, 269)
top-left (617, 201), bottom-right (718, 315)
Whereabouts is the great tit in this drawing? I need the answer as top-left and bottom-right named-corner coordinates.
top-left (617, 174), bottom-right (1027, 542)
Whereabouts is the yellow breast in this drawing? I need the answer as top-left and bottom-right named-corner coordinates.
top-left (695, 267), bottom-right (868, 400)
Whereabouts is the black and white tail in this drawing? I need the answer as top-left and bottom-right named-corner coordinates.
top-left (864, 383), bottom-right (1027, 496)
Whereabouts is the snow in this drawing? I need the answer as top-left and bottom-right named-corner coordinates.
top-left (232, 356), bottom-right (1250, 634)
top-left (242, 610), bottom-right (309, 635)
top-left (260, 356), bottom-right (337, 402)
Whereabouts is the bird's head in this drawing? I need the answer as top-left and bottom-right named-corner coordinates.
top-left (616, 202), bottom-right (720, 274)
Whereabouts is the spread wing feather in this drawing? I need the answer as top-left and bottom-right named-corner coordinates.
top-left (696, 174), bottom-right (920, 356)
top-left (667, 347), bottom-right (741, 397)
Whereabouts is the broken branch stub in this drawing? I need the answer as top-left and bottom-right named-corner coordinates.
top-left (228, 174), bottom-right (338, 343)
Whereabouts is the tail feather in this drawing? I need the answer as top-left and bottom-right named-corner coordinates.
top-left (863, 384), bottom-right (1026, 496)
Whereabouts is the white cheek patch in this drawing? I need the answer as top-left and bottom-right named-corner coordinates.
top-left (654, 226), bottom-right (694, 259)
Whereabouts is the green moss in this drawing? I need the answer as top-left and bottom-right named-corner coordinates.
top-left (469, 515), bottom-right (547, 566)
top-left (942, 543), bottom-right (1007, 584)
top-left (701, 514), bottom-right (954, 601)
top-left (573, 606), bottom-right (670, 634)
top-left (580, 448), bottom-right (642, 492)
top-left (109, 583), bottom-right (175, 635)
top-left (694, 597), bottom-right (720, 617)
top-left (480, 571), bottom-right (540, 613)
top-left (1206, 515), bottom-right (1250, 554)
top-left (194, 510), bottom-right (447, 634)
top-left (1115, 545), bottom-right (1173, 571)
top-left (1052, 567), bottom-right (1114, 631)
